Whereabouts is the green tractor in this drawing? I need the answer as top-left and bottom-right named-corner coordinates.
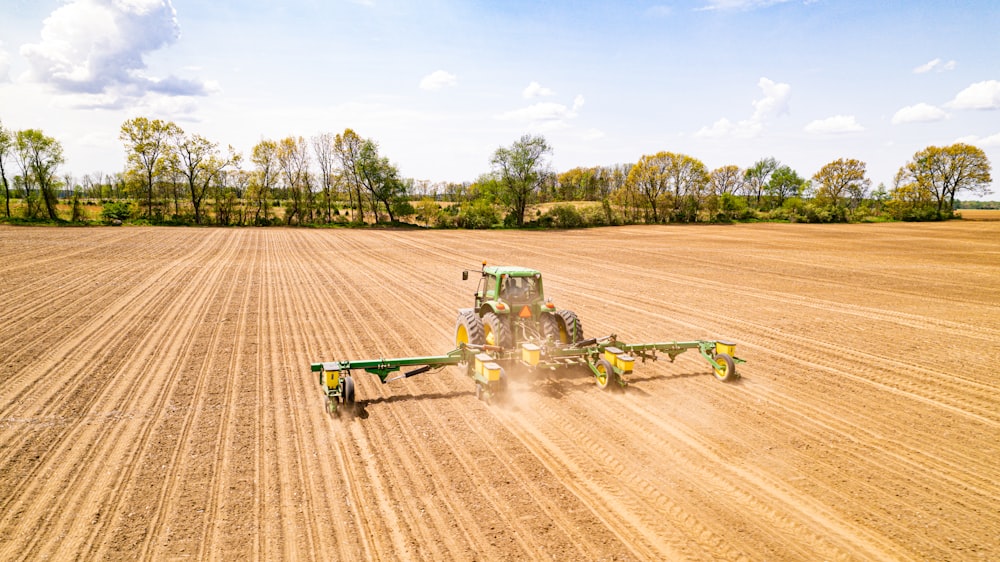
top-left (456, 263), bottom-right (583, 350)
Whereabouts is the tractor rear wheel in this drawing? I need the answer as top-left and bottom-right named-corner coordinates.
top-left (713, 353), bottom-right (737, 382)
top-left (482, 312), bottom-right (512, 349)
top-left (541, 312), bottom-right (563, 344)
top-left (455, 310), bottom-right (485, 347)
top-left (594, 358), bottom-right (615, 390)
top-left (556, 310), bottom-right (584, 344)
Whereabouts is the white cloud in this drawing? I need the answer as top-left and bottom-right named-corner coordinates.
top-left (19, 0), bottom-right (209, 107)
top-left (499, 102), bottom-right (574, 122)
top-left (523, 81), bottom-right (555, 98)
top-left (751, 77), bottom-right (791, 121)
top-left (695, 77), bottom-right (789, 139)
top-left (804, 115), bottom-right (864, 134)
top-left (419, 70), bottom-right (457, 91)
top-left (891, 103), bottom-right (948, 124)
top-left (955, 132), bottom-right (1000, 148)
top-left (946, 80), bottom-right (1000, 110)
top-left (695, 117), bottom-right (762, 139)
top-left (497, 94), bottom-right (584, 130)
top-left (913, 58), bottom-right (957, 74)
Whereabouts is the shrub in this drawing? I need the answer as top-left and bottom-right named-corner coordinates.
top-left (543, 204), bottom-right (584, 228)
top-left (457, 199), bottom-right (499, 229)
top-left (101, 201), bottom-right (133, 223)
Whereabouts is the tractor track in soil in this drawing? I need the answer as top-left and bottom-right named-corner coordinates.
top-left (1, 223), bottom-right (998, 560)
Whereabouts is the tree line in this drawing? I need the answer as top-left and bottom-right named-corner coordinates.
top-left (0, 116), bottom-right (993, 227)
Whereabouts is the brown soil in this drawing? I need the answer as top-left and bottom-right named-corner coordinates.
top-left (1, 222), bottom-right (998, 561)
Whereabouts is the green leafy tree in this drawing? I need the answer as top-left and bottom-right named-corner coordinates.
top-left (812, 158), bottom-right (870, 214)
top-left (625, 151), bottom-right (708, 222)
top-left (894, 143), bottom-right (992, 219)
top-left (491, 134), bottom-right (552, 227)
top-left (766, 165), bottom-right (807, 209)
top-left (120, 117), bottom-right (181, 218)
top-left (15, 129), bottom-right (64, 220)
top-left (356, 138), bottom-right (408, 223)
top-left (249, 139), bottom-right (279, 225)
top-left (710, 165), bottom-right (744, 196)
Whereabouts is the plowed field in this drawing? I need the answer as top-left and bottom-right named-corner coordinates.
top-left (1, 222), bottom-right (998, 561)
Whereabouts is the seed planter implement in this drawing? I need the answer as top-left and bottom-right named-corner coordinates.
top-left (312, 264), bottom-right (745, 415)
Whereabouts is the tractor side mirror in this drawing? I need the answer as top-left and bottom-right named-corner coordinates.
top-left (462, 271), bottom-right (469, 281)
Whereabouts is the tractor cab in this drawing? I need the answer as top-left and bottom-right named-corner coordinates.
top-left (468, 265), bottom-right (544, 314)
top-left (459, 263), bottom-right (581, 349)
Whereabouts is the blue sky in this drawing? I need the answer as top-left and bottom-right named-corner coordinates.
top-left (2, 0), bottom-right (999, 196)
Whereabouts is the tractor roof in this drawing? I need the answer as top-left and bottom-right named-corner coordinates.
top-left (483, 265), bottom-right (541, 277)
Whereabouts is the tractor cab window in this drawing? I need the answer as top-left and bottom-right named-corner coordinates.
top-left (501, 276), bottom-right (537, 302)
top-left (483, 274), bottom-right (497, 299)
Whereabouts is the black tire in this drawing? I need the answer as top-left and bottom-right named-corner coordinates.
top-left (482, 312), bottom-right (513, 349)
top-left (455, 310), bottom-right (485, 347)
top-left (341, 375), bottom-right (356, 416)
top-left (540, 312), bottom-right (563, 344)
top-left (713, 353), bottom-right (737, 382)
top-left (342, 375), bottom-right (355, 405)
top-left (594, 358), bottom-right (615, 390)
top-left (556, 309), bottom-right (584, 344)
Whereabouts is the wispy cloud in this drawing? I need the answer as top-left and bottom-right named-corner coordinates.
top-left (804, 115), bottom-right (864, 134)
top-left (419, 70), bottom-right (457, 91)
top-left (19, 0), bottom-right (210, 108)
top-left (946, 80), bottom-right (1000, 110)
top-left (891, 103), bottom-right (948, 124)
top-left (699, 0), bottom-right (796, 11)
top-left (913, 58), bottom-right (956, 74)
top-left (696, 77), bottom-right (790, 139)
top-left (497, 94), bottom-right (585, 130)
top-left (956, 132), bottom-right (1000, 147)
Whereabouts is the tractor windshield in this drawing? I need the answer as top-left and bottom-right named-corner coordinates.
top-left (501, 275), bottom-right (538, 303)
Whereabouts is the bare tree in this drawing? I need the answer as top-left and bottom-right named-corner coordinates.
top-left (312, 132), bottom-right (338, 222)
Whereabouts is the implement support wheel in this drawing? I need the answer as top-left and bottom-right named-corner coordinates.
top-left (713, 353), bottom-right (737, 382)
top-left (594, 358), bottom-right (615, 390)
top-left (342, 375), bottom-right (356, 414)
